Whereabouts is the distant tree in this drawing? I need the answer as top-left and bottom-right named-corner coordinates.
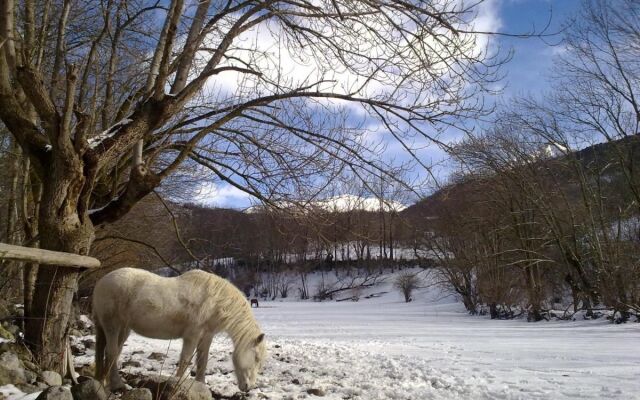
top-left (394, 271), bottom-right (422, 303)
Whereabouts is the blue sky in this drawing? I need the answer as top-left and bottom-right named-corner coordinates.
top-left (197, 0), bottom-right (584, 209)
top-left (499, 0), bottom-right (580, 99)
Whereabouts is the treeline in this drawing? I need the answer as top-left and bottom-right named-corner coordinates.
top-left (408, 0), bottom-right (640, 322)
top-left (411, 134), bottom-right (640, 322)
top-left (0, 139), bottom-right (414, 300)
top-left (181, 203), bottom-right (413, 266)
top-left (3, 135), bottom-right (639, 318)
top-left (83, 195), bottom-right (416, 298)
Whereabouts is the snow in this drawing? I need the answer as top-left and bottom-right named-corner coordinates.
top-left (68, 277), bottom-right (640, 400)
top-left (246, 194), bottom-right (407, 214)
top-left (0, 385), bottom-right (40, 400)
top-left (78, 314), bottom-right (93, 328)
top-left (314, 195), bottom-right (407, 213)
top-left (87, 118), bottom-right (132, 149)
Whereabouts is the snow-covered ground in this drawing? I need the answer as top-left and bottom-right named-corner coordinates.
top-left (73, 280), bottom-right (639, 400)
top-left (5, 273), bottom-right (638, 400)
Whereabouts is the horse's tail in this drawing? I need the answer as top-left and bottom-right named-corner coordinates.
top-left (94, 316), bottom-right (106, 382)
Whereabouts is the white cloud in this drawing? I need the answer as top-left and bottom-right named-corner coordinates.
top-left (202, 3), bottom-right (502, 108)
top-left (195, 3), bottom-right (506, 192)
top-left (474, 0), bottom-right (503, 33)
top-left (195, 181), bottom-right (253, 209)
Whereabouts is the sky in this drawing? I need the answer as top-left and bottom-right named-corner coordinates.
top-left (197, 0), bottom-right (583, 209)
top-left (498, 0), bottom-right (580, 98)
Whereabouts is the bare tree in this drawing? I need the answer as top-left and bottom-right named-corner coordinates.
top-left (0, 0), bottom-right (504, 370)
top-left (394, 271), bottom-right (422, 302)
top-left (504, 0), bottom-right (640, 319)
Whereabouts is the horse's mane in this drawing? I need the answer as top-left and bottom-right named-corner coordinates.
top-left (181, 271), bottom-right (261, 351)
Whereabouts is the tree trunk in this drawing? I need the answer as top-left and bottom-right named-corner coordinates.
top-left (24, 157), bottom-right (95, 372)
top-left (389, 213), bottom-right (394, 261)
top-left (25, 222), bottom-right (94, 370)
top-left (489, 302), bottom-right (498, 319)
top-left (461, 295), bottom-right (476, 314)
top-left (525, 265), bottom-right (543, 322)
top-left (403, 288), bottom-right (411, 302)
top-left (22, 164), bottom-right (42, 318)
top-left (2, 139), bottom-right (22, 301)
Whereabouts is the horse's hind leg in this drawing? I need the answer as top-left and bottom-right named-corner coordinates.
top-left (104, 323), bottom-right (127, 390)
top-left (94, 320), bottom-right (106, 383)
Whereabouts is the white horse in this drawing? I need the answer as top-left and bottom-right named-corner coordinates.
top-left (92, 268), bottom-right (266, 392)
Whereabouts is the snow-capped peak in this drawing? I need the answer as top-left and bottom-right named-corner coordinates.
top-left (246, 195), bottom-right (407, 213)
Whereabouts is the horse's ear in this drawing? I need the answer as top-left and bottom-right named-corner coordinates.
top-left (255, 333), bottom-right (265, 345)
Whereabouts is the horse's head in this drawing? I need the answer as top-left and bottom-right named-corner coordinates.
top-left (233, 332), bottom-right (266, 392)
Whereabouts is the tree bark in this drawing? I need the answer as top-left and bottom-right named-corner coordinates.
top-left (24, 221), bottom-right (94, 370)
top-left (22, 158), bottom-right (41, 319)
top-left (24, 153), bottom-right (95, 371)
top-left (525, 265), bottom-right (543, 322)
top-left (2, 138), bottom-right (23, 301)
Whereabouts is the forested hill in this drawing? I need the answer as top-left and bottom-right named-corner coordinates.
top-left (403, 134), bottom-right (640, 221)
top-left (400, 134), bottom-right (639, 322)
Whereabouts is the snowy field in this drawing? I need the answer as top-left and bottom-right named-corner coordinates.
top-left (4, 276), bottom-right (638, 400)
top-left (71, 282), bottom-right (639, 400)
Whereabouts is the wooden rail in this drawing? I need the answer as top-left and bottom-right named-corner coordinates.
top-left (0, 243), bottom-right (100, 268)
top-left (0, 242), bottom-right (98, 384)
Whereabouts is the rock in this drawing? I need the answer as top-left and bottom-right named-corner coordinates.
top-left (23, 360), bottom-right (39, 372)
top-left (70, 344), bottom-right (85, 356)
top-left (306, 388), bottom-right (326, 397)
top-left (16, 382), bottom-right (41, 394)
top-left (76, 376), bottom-right (93, 383)
top-left (122, 388), bottom-right (153, 400)
top-left (41, 370), bottom-right (63, 386)
top-left (0, 342), bottom-right (33, 363)
top-left (123, 360), bottom-right (142, 368)
top-left (138, 375), bottom-right (212, 400)
top-left (0, 325), bottom-right (14, 341)
top-left (77, 315), bottom-right (93, 331)
top-left (37, 381), bottom-right (50, 390)
top-left (0, 303), bottom-right (10, 320)
top-left (70, 377), bottom-right (108, 400)
top-left (4, 324), bottom-right (20, 337)
top-left (69, 329), bottom-right (84, 338)
top-left (80, 339), bottom-right (95, 350)
top-left (291, 378), bottom-right (300, 385)
top-left (74, 364), bottom-right (95, 377)
top-left (35, 386), bottom-right (73, 400)
top-left (24, 369), bottom-right (38, 384)
top-left (147, 352), bottom-right (166, 361)
top-left (0, 351), bottom-right (26, 385)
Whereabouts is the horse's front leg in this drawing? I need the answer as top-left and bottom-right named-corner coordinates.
top-left (176, 336), bottom-right (198, 380)
top-left (195, 333), bottom-right (214, 382)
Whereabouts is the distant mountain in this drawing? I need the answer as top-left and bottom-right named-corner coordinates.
top-left (403, 135), bottom-right (640, 220)
top-left (246, 194), bottom-right (407, 214)
top-left (314, 195), bottom-right (407, 213)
